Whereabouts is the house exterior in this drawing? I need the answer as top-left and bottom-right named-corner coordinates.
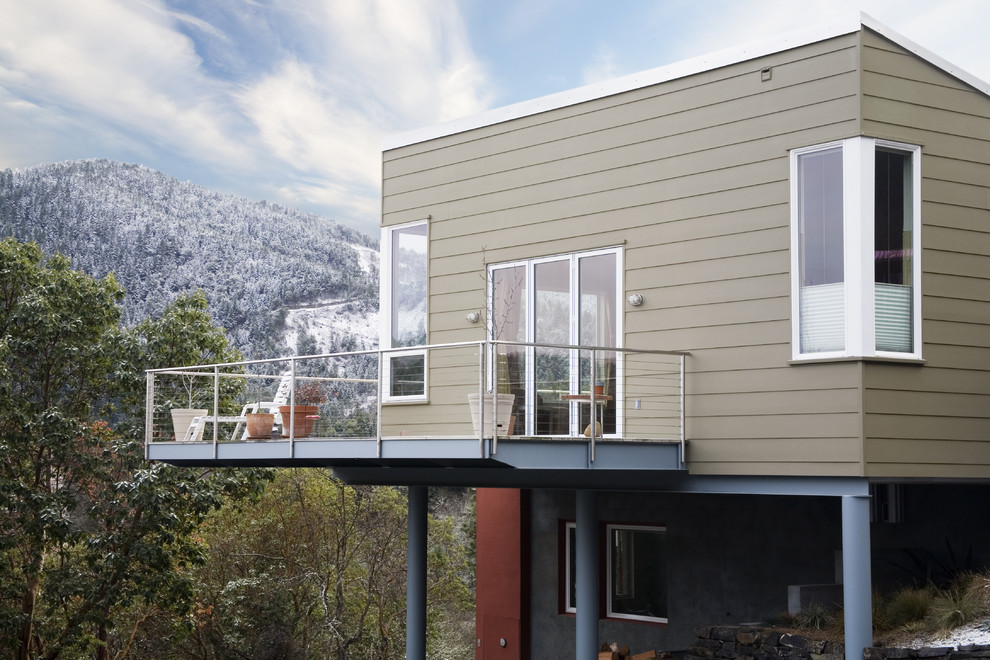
top-left (145, 12), bottom-right (990, 660)
top-left (376, 12), bottom-right (990, 660)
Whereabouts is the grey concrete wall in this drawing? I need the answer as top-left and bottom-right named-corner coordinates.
top-left (529, 490), bottom-right (843, 658)
top-left (871, 484), bottom-right (990, 590)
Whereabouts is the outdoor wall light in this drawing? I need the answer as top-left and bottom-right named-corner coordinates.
top-left (626, 293), bottom-right (644, 306)
top-left (465, 311), bottom-right (481, 324)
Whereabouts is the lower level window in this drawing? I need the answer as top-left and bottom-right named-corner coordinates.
top-left (563, 521), bottom-right (668, 623)
top-left (608, 524), bottom-right (668, 623)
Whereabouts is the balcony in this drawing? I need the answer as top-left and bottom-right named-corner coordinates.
top-left (145, 341), bottom-right (688, 488)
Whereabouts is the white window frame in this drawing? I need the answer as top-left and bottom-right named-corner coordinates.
top-left (606, 523), bottom-right (668, 624)
top-left (562, 521), bottom-right (669, 623)
top-left (564, 521), bottom-right (577, 614)
top-left (487, 246), bottom-right (624, 436)
top-left (790, 137), bottom-right (922, 361)
top-left (380, 219), bottom-right (428, 401)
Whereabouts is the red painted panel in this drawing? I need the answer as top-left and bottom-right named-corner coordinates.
top-left (475, 489), bottom-right (530, 660)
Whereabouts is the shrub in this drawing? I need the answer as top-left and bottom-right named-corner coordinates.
top-left (885, 586), bottom-right (934, 627)
top-left (927, 583), bottom-right (985, 632)
top-left (796, 604), bottom-right (836, 630)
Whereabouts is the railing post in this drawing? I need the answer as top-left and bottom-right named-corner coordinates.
top-left (479, 342), bottom-right (486, 457)
top-left (288, 358), bottom-right (296, 458)
top-left (145, 371), bottom-right (155, 460)
top-left (679, 353), bottom-right (686, 467)
top-left (589, 348), bottom-right (597, 463)
top-left (212, 365), bottom-right (220, 460)
top-left (376, 350), bottom-right (384, 459)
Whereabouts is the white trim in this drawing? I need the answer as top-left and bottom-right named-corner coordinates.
top-left (845, 136), bottom-right (872, 358)
top-left (564, 521), bottom-right (577, 614)
top-left (383, 12), bottom-right (990, 151)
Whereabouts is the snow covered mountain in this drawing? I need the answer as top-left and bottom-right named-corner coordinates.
top-left (0, 159), bottom-right (379, 358)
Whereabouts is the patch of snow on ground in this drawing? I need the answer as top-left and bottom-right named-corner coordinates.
top-left (907, 618), bottom-right (990, 649)
top-left (355, 245), bottom-right (378, 274)
top-left (285, 299), bottom-right (378, 354)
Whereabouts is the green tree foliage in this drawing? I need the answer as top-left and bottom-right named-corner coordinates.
top-left (151, 471), bottom-right (473, 660)
top-left (0, 239), bottom-right (268, 659)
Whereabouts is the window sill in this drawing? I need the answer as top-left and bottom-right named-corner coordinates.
top-left (382, 397), bottom-right (429, 406)
top-left (789, 355), bottom-right (925, 366)
top-left (604, 615), bottom-right (669, 627)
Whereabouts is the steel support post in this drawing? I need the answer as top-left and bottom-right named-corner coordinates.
top-left (842, 494), bottom-right (873, 660)
top-left (576, 490), bottom-right (599, 660)
top-left (406, 486), bottom-right (428, 660)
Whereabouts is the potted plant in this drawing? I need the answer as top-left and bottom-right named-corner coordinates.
top-left (170, 373), bottom-right (208, 442)
top-left (245, 402), bottom-right (275, 440)
top-left (280, 380), bottom-right (324, 438)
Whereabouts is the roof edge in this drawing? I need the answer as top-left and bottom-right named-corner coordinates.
top-left (382, 12), bottom-right (990, 152)
top-left (859, 13), bottom-right (990, 98)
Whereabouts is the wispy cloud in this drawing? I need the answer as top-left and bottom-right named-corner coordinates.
top-left (0, 0), bottom-right (492, 232)
top-left (582, 45), bottom-right (619, 85)
top-left (1, 0), bottom-right (987, 236)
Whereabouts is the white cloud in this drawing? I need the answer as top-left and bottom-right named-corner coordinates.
top-left (2, 0), bottom-right (986, 237)
top-left (235, 0), bottom-right (493, 217)
top-left (0, 0), bottom-right (253, 167)
top-left (582, 45), bottom-right (620, 86)
top-left (657, 0), bottom-right (990, 85)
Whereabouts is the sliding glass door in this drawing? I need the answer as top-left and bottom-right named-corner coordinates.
top-left (489, 248), bottom-right (620, 436)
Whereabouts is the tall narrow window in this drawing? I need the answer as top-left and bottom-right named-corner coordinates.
top-left (382, 220), bottom-right (428, 399)
top-left (797, 146), bottom-right (845, 353)
top-left (791, 138), bottom-right (921, 360)
top-left (874, 149), bottom-right (913, 353)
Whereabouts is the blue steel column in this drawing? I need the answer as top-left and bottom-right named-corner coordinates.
top-left (842, 495), bottom-right (873, 660)
top-left (407, 486), bottom-right (428, 660)
top-left (576, 490), bottom-right (599, 660)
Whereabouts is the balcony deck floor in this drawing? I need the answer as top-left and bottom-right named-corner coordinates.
top-left (146, 435), bottom-right (685, 488)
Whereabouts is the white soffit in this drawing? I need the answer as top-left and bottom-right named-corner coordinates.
top-left (383, 12), bottom-right (990, 152)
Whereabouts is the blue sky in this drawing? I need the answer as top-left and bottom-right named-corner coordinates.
top-left (1, 0), bottom-right (988, 238)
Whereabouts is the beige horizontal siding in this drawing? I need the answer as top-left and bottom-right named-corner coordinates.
top-left (689, 436), bottom-right (863, 463)
top-left (861, 29), bottom-right (990, 478)
top-left (382, 34), bottom-right (872, 474)
top-left (383, 36), bottom-right (859, 177)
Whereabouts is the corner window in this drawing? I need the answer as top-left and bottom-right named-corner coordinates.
top-left (562, 521), bottom-right (668, 624)
top-left (791, 138), bottom-right (921, 360)
top-left (381, 220), bottom-right (428, 399)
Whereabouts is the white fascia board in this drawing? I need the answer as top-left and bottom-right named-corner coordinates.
top-left (383, 12), bottom-right (990, 152)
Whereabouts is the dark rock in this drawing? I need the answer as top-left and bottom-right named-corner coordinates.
top-left (738, 631), bottom-right (760, 645)
top-left (780, 635), bottom-right (810, 651)
top-left (914, 648), bottom-right (953, 659)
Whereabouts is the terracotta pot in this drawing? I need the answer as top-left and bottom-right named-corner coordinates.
top-left (245, 412), bottom-right (275, 439)
top-left (279, 405), bottom-right (319, 438)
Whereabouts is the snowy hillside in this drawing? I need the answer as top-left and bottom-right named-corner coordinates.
top-left (0, 159), bottom-right (379, 358)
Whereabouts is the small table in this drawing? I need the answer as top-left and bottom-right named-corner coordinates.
top-left (561, 394), bottom-right (612, 437)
